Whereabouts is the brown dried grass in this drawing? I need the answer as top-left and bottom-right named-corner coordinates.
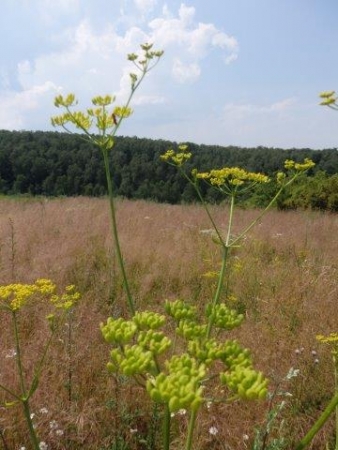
top-left (0, 196), bottom-right (337, 449)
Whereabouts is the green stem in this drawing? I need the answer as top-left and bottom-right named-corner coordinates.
top-left (27, 327), bottom-right (55, 400)
top-left (295, 391), bottom-right (338, 450)
top-left (22, 399), bottom-right (40, 450)
top-left (231, 174), bottom-right (298, 247)
top-left (206, 246), bottom-right (229, 338)
top-left (102, 149), bottom-right (136, 315)
top-left (12, 311), bottom-right (26, 397)
top-left (225, 193), bottom-right (236, 246)
top-left (206, 194), bottom-right (235, 338)
top-left (0, 382), bottom-right (21, 401)
top-left (334, 356), bottom-right (338, 450)
top-left (163, 404), bottom-right (171, 450)
top-left (183, 172), bottom-right (225, 248)
top-left (185, 409), bottom-right (197, 450)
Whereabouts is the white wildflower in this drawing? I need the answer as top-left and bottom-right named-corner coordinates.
top-left (49, 420), bottom-right (58, 430)
top-left (209, 426), bottom-right (218, 436)
top-left (5, 349), bottom-right (17, 358)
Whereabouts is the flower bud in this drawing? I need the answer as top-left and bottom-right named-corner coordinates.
top-left (133, 311), bottom-right (166, 330)
top-left (165, 300), bottom-right (196, 322)
top-left (206, 303), bottom-right (244, 330)
top-left (100, 317), bottom-right (137, 345)
top-left (220, 366), bottom-right (268, 400)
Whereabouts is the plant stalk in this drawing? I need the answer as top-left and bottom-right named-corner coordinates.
top-left (102, 149), bottom-right (136, 315)
top-left (185, 410), bottom-right (197, 450)
top-left (295, 391), bottom-right (338, 450)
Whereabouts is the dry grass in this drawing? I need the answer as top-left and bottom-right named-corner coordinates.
top-left (0, 196), bottom-right (337, 449)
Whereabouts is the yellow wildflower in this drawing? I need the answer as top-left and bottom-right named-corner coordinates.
top-left (316, 333), bottom-right (338, 344)
top-left (160, 145), bottom-right (191, 166)
top-left (196, 167), bottom-right (269, 187)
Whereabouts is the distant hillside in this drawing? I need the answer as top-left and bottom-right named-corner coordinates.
top-left (0, 130), bottom-right (337, 210)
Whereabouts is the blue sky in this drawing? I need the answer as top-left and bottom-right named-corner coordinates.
top-left (0, 0), bottom-right (337, 149)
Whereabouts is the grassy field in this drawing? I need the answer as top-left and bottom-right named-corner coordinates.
top-left (0, 196), bottom-right (337, 449)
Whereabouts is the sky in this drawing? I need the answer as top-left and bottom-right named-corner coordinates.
top-left (0, 0), bottom-right (337, 150)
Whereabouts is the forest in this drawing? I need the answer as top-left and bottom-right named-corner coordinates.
top-left (0, 129), bottom-right (337, 210)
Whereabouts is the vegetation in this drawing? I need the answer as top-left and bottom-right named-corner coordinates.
top-left (0, 129), bottom-right (337, 210)
top-left (0, 197), bottom-right (337, 449)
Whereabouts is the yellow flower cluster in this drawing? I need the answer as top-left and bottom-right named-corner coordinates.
top-left (51, 94), bottom-right (133, 134)
top-left (0, 280), bottom-right (79, 312)
top-left (160, 145), bottom-right (192, 166)
top-left (0, 279), bottom-right (56, 311)
top-left (50, 284), bottom-right (81, 311)
top-left (284, 158), bottom-right (315, 172)
top-left (195, 167), bottom-right (270, 187)
top-left (319, 91), bottom-right (337, 106)
top-left (316, 333), bottom-right (338, 344)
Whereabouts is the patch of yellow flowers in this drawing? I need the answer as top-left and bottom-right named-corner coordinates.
top-left (0, 279), bottom-right (80, 312)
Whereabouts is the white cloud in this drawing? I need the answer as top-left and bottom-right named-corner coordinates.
top-left (134, 0), bottom-right (157, 13)
top-left (223, 98), bottom-right (296, 119)
top-left (148, 3), bottom-right (238, 62)
top-left (133, 94), bottom-right (166, 105)
top-left (0, 2), bottom-right (239, 131)
top-left (0, 81), bottom-right (58, 129)
top-left (35, 0), bottom-right (80, 24)
top-left (172, 59), bottom-right (201, 83)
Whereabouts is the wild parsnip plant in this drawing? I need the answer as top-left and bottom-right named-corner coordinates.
top-left (0, 280), bottom-right (79, 449)
top-left (51, 43), bottom-right (163, 316)
top-left (99, 146), bottom-right (314, 449)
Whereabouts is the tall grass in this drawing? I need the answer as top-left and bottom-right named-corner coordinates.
top-left (0, 196), bottom-right (337, 449)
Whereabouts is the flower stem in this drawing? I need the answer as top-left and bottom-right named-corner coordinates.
top-left (206, 246), bottom-right (229, 338)
top-left (295, 391), bottom-right (338, 450)
top-left (22, 399), bottom-right (40, 450)
top-left (102, 148), bottom-right (136, 315)
top-left (12, 311), bottom-right (26, 395)
top-left (334, 355), bottom-right (338, 450)
top-left (185, 410), bottom-right (197, 450)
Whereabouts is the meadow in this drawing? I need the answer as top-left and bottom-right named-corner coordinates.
top-left (0, 195), bottom-right (337, 449)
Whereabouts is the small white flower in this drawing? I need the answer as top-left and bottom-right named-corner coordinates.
top-left (178, 409), bottom-right (187, 416)
top-left (39, 442), bottom-right (48, 450)
top-left (295, 349), bottom-right (300, 355)
top-left (206, 401), bottom-right (212, 410)
top-left (30, 413), bottom-right (35, 420)
top-left (39, 407), bottom-right (49, 415)
top-left (49, 420), bottom-right (58, 430)
top-left (5, 349), bottom-right (17, 358)
top-left (243, 434), bottom-right (249, 441)
top-left (129, 428), bottom-right (138, 434)
top-left (209, 426), bottom-right (218, 436)
top-left (19, 447), bottom-right (26, 450)
top-left (314, 358), bottom-right (320, 364)
top-left (311, 350), bottom-right (317, 356)
top-left (55, 429), bottom-right (64, 436)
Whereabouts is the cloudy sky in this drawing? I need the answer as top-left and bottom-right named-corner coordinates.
top-left (0, 0), bottom-right (337, 149)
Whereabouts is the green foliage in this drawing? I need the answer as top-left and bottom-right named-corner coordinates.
top-left (0, 130), bottom-right (337, 209)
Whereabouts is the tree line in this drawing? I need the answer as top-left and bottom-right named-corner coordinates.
top-left (0, 130), bottom-right (337, 210)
